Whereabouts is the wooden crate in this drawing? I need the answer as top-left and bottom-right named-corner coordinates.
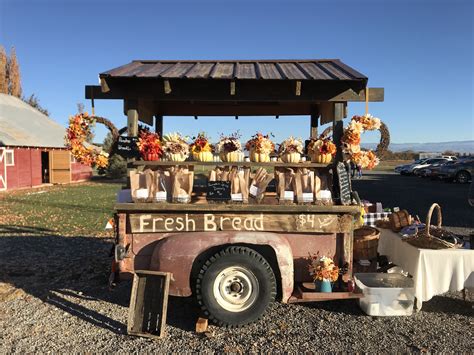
top-left (127, 270), bottom-right (171, 339)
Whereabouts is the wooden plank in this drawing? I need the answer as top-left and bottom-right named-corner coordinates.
top-left (154, 116), bottom-right (163, 137)
top-left (329, 88), bottom-right (384, 102)
top-left (310, 106), bottom-right (319, 138)
top-left (115, 202), bottom-right (361, 214)
top-left (131, 160), bottom-right (327, 168)
top-left (85, 83), bottom-right (377, 103)
top-left (128, 212), bottom-right (352, 233)
top-left (127, 109), bottom-right (139, 136)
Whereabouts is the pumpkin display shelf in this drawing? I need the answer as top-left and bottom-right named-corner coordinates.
top-left (130, 160), bottom-right (328, 168)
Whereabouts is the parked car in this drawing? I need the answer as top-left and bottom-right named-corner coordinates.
top-left (425, 160), bottom-right (457, 179)
top-left (438, 158), bottom-right (474, 183)
top-left (395, 159), bottom-right (427, 175)
top-left (413, 158), bottom-right (451, 176)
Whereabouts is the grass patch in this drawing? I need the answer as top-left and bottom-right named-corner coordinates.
top-left (0, 182), bottom-right (122, 237)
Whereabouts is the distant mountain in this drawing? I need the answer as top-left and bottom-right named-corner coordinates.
top-left (361, 140), bottom-right (474, 154)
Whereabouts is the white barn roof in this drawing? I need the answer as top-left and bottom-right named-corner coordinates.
top-left (0, 93), bottom-right (66, 148)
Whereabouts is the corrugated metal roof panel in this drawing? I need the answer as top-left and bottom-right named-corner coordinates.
top-left (100, 59), bottom-right (367, 81)
top-left (257, 63), bottom-right (282, 79)
top-left (184, 63), bottom-right (214, 78)
top-left (0, 94), bottom-right (66, 148)
top-left (278, 63), bottom-right (306, 80)
top-left (210, 63), bottom-right (234, 79)
top-left (160, 63), bottom-right (195, 78)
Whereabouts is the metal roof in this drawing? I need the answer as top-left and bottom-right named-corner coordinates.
top-left (101, 59), bottom-right (367, 81)
top-left (0, 93), bottom-right (66, 148)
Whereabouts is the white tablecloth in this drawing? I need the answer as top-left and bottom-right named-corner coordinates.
top-left (377, 228), bottom-right (474, 309)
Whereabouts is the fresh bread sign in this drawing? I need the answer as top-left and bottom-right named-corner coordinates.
top-left (129, 213), bottom-right (351, 233)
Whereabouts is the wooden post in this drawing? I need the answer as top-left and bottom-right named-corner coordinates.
top-left (333, 103), bottom-right (345, 163)
top-left (127, 109), bottom-right (139, 137)
top-left (155, 115), bottom-right (163, 137)
top-left (310, 105), bottom-right (319, 138)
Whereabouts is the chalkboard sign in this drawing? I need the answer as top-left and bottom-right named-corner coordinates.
top-left (207, 181), bottom-right (231, 201)
top-left (336, 162), bottom-right (352, 205)
top-left (117, 136), bottom-right (140, 158)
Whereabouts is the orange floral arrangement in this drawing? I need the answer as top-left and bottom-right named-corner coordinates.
top-left (308, 254), bottom-right (340, 282)
top-left (342, 114), bottom-right (381, 169)
top-left (65, 113), bottom-right (109, 168)
top-left (137, 128), bottom-right (163, 161)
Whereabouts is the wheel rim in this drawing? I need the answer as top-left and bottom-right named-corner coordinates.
top-left (458, 172), bottom-right (468, 183)
top-left (212, 266), bottom-right (259, 312)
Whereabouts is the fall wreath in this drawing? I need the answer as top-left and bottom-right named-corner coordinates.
top-left (320, 114), bottom-right (390, 169)
top-left (65, 113), bottom-right (118, 168)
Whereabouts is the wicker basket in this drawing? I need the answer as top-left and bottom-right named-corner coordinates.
top-left (353, 226), bottom-right (380, 261)
top-left (404, 203), bottom-right (461, 250)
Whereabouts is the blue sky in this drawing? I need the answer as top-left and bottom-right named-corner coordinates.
top-left (1, 0), bottom-right (472, 145)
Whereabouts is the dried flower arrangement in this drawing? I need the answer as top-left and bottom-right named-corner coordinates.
top-left (162, 132), bottom-right (190, 161)
top-left (137, 128), bottom-right (163, 161)
top-left (245, 132), bottom-right (275, 162)
top-left (342, 114), bottom-right (381, 169)
top-left (307, 135), bottom-right (337, 163)
top-left (278, 136), bottom-right (304, 163)
top-left (190, 132), bottom-right (214, 162)
top-left (216, 131), bottom-right (244, 162)
top-left (308, 254), bottom-right (340, 282)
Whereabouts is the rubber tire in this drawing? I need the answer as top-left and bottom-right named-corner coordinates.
top-left (456, 170), bottom-right (471, 184)
top-left (196, 246), bottom-right (276, 327)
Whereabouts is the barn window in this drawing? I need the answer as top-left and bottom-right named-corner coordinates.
top-left (5, 150), bottom-right (14, 166)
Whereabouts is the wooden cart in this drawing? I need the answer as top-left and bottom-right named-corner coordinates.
top-left (86, 59), bottom-right (384, 327)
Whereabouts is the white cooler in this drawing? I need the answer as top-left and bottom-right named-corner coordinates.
top-left (354, 273), bottom-right (415, 316)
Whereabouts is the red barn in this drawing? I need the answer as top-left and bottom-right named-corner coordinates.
top-left (0, 93), bottom-right (92, 191)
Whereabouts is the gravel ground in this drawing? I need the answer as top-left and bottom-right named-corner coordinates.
top-left (1, 231), bottom-right (473, 353)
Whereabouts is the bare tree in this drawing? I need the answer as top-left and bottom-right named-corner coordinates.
top-left (77, 102), bottom-right (85, 113)
top-left (0, 46), bottom-right (7, 94)
top-left (7, 47), bottom-right (22, 97)
top-left (23, 93), bottom-right (50, 116)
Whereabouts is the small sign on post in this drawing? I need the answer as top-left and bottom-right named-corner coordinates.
top-left (336, 162), bottom-right (352, 206)
top-left (117, 136), bottom-right (140, 159)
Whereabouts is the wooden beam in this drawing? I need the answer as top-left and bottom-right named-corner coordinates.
top-left (155, 115), bottom-right (163, 137)
top-left (127, 109), bottom-right (138, 137)
top-left (310, 105), bottom-right (319, 138)
top-left (85, 82), bottom-right (379, 103)
top-left (329, 88), bottom-right (384, 102)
